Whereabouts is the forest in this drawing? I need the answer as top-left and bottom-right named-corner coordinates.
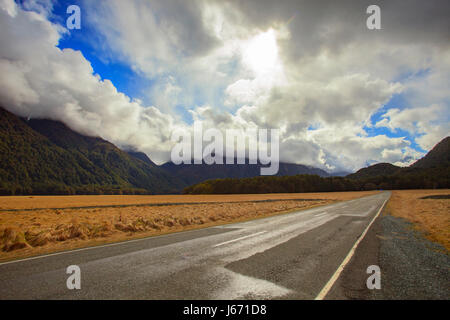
top-left (183, 166), bottom-right (450, 194)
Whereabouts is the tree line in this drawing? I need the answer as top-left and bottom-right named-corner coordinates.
top-left (183, 166), bottom-right (450, 194)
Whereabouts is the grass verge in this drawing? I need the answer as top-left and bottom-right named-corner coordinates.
top-left (385, 189), bottom-right (449, 252)
top-left (0, 191), bottom-right (378, 262)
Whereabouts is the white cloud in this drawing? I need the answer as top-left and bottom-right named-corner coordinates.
top-left (375, 104), bottom-right (450, 150)
top-left (0, 0), bottom-right (449, 172)
top-left (0, 1), bottom-right (182, 163)
top-left (0, 0), bottom-right (16, 16)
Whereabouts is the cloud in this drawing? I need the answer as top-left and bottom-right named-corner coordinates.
top-left (376, 104), bottom-right (449, 150)
top-left (0, 0), bottom-right (182, 163)
top-left (84, 0), bottom-right (217, 76)
top-left (0, 0), bottom-right (448, 172)
top-left (21, 0), bottom-right (55, 17)
top-left (224, 0), bottom-right (450, 59)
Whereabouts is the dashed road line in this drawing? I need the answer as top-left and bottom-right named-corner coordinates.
top-left (213, 231), bottom-right (268, 248)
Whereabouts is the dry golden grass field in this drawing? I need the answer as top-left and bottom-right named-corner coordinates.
top-left (0, 191), bottom-right (377, 262)
top-left (0, 192), bottom-right (378, 210)
top-left (386, 190), bottom-right (450, 251)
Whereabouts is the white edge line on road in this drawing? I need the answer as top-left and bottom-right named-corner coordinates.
top-left (213, 231), bottom-right (268, 248)
top-left (0, 236), bottom-right (163, 266)
top-left (314, 197), bottom-right (389, 300)
top-left (0, 193), bottom-right (384, 266)
top-left (0, 225), bottom-right (220, 266)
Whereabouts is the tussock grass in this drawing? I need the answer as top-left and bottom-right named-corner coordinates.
top-left (387, 190), bottom-right (450, 251)
top-left (0, 191), bottom-right (377, 261)
top-left (0, 192), bottom-right (377, 211)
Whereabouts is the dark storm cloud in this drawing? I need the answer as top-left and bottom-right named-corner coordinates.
top-left (223, 0), bottom-right (450, 61)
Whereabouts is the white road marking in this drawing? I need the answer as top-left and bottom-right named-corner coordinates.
top-left (0, 226), bottom-right (214, 266)
top-left (314, 212), bottom-right (329, 218)
top-left (211, 267), bottom-right (293, 299)
top-left (314, 198), bottom-right (389, 300)
top-left (213, 231), bottom-right (268, 248)
top-left (341, 204), bottom-right (378, 217)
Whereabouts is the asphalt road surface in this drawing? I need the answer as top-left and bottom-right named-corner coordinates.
top-left (0, 192), bottom-right (391, 299)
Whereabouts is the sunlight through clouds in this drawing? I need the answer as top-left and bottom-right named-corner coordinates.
top-left (0, 0), bottom-right (449, 171)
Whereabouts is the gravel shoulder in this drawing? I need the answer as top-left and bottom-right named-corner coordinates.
top-left (374, 215), bottom-right (449, 299)
top-left (328, 212), bottom-right (449, 299)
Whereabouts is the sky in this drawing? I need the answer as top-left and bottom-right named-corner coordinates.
top-left (0, 0), bottom-right (449, 172)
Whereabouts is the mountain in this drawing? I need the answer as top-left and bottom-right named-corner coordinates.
top-left (347, 163), bottom-right (402, 180)
top-left (127, 151), bottom-right (156, 166)
top-left (329, 171), bottom-right (352, 177)
top-left (278, 163), bottom-right (330, 177)
top-left (161, 160), bottom-right (330, 186)
top-left (184, 138), bottom-right (450, 194)
top-left (410, 137), bottom-right (450, 169)
top-left (3, 103), bottom-right (446, 195)
top-left (0, 106), bottom-right (184, 195)
top-left (185, 136), bottom-right (450, 194)
top-left (183, 164), bottom-right (450, 194)
top-left (347, 136), bottom-right (450, 180)
top-left (0, 106), bottom-right (332, 195)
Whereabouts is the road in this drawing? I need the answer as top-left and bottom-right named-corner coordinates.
top-left (0, 192), bottom-right (390, 299)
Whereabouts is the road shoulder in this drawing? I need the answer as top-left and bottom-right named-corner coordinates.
top-left (327, 208), bottom-right (449, 299)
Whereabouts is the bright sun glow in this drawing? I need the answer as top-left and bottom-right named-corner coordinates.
top-left (243, 29), bottom-right (279, 75)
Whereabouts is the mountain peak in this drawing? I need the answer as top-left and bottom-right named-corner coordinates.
top-left (410, 137), bottom-right (450, 169)
top-left (347, 162), bottom-right (401, 179)
top-left (127, 151), bottom-right (156, 166)
top-left (0, 106), bottom-right (184, 195)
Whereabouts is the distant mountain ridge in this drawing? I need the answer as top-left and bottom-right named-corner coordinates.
top-left (347, 163), bottom-right (401, 180)
top-left (184, 137), bottom-right (450, 194)
top-left (347, 137), bottom-right (450, 180)
top-left (0, 107), bottom-right (184, 194)
top-left (127, 151), bottom-right (156, 166)
top-left (160, 160), bottom-right (331, 187)
top-left (0, 106), bottom-right (336, 195)
top-left (1, 105), bottom-right (448, 195)
top-left (410, 137), bottom-right (450, 169)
